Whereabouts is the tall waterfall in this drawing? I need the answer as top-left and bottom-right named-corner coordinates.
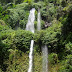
top-left (37, 9), bottom-right (48, 72)
top-left (26, 8), bottom-right (35, 72)
top-left (37, 9), bottom-right (41, 30)
top-left (26, 8), bottom-right (35, 33)
top-left (42, 45), bottom-right (48, 72)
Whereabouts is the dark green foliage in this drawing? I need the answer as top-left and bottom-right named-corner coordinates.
top-left (49, 53), bottom-right (58, 65)
top-left (6, 53), bottom-right (29, 72)
top-left (33, 1), bottom-right (45, 9)
top-left (6, 2), bottom-right (45, 29)
top-left (0, 4), bottom-right (2, 9)
top-left (14, 30), bottom-right (33, 51)
top-left (0, 0), bottom-right (24, 5)
top-left (62, 4), bottom-right (72, 37)
top-left (1, 29), bottom-right (33, 52)
top-left (34, 30), bottom-right (45, 52)
top-left (61, 0), bottom-right (67, 7)
top-left (0, 0), bottom-right (72, 72)
top-left (58, 55), bottom-right (72, 72)
top-left (7, 7), bottom-right (29, 29)
top-left (41, 3), bottom-right (56, 22)
top-left (41, 20), bottom-right (62, 52)
top-left (0, 28), bottom-right (33, 71)
top-left (34, 20), bottom-right (62, 52)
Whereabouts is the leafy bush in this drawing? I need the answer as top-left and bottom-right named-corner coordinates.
top-left (0, 28), bottom-right (34, 71)
top-left (33, 1), bottom-right (45, 9)
top-left (41, 3), bottom-right (56, 22)
top-left (49, 53), bottom-right (58, 65)
top-left (58, 55), bottom-right (72, 72)
top-left (6, 53), bottom-right (29, 72)
top-left (34, 20), bottom-right (62, 53)
top-left (65, 42), bottom-right (72, 53)
top-left (61, 4), bottom-right (72, 37)
top-left (0, 21), bottom-right (9, 32)
top-left (0, 5), bottom-right (3, 18)
top-left (6, 4), bottom-right (29, 29)
top-left (41, 20), bottom-right (62, 47)
top-left (2, 29), bottom-right (33, 52)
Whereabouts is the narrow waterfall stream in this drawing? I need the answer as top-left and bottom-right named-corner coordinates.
top-left (26, 8), bottom-right (35, 72)
top-left (37, 8), bottom-right (41, 31)
top-left (26, 8), bottom-right (35, 33)
top-left (37, 9), bottom-right (48, 72)
top-left (28, 40), bottom-right (34, 72)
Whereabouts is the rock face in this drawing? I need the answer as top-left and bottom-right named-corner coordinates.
top-left (45, 22), bottom-right (52, 28)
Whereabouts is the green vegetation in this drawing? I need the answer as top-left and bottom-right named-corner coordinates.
top-left (0, 0), bottom-right (72, 72)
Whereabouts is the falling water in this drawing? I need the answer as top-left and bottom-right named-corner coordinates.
top-left (42, 45), bottom-right (48, 72)
top-left (37, 8), bottom-right (41, 30)
top-left (28, 40), bottom-right (34, 72)
top-left (37, 8), bottom-right (48, 72)
top-left (26, 8), bottom-right (35, 72)
top-left (26, 8), bottom-right (35, 33)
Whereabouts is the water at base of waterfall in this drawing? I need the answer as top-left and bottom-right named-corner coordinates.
top-left (42, 45), bottom-right (48, 72)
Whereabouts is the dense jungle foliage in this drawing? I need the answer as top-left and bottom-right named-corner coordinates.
top-left (0, 0), bottom-right (72, 72)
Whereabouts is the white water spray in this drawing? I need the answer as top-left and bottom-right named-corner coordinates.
top-left (42, 45), bottom-right (48, 72)
top-left (26, 8), bottom-right (35, 33)
top-left (26, 8), bottom-right (35, 72)
top-left (37, 9), bottom-right (41, 30)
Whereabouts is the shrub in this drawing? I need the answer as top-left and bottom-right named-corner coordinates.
top-left (34, 20), bottom-right (62, 53)
top-left (49, 53), bottom-right (58, 65)
top-left (58, 55), bottom-right (72, 72)
top-left (0, 22), bottom-right (9, 32)
top-left (2, 29), bottom-right (33, 52)
top-left (6, 4), bottom-right (29, 29)
top-left (65, 42), bottom-right (72, 53)
top-left (41, 20), bottom-right (62, 45)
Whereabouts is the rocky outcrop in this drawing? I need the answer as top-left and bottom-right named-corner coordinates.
top-left (45, 22), bottom-right (52, 28)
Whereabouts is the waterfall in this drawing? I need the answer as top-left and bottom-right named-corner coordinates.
top-left (37, 8), bottom-right (41, 30)
top-left (26, 8), bottom-right (35, 33)
top-left (26, 8), bottom-right (35, 72)
top-left (37, 9), bottom-right (48, 72)
top-left (28, 40), bottom-right (34, 72)
top-left (42, 45), bottom-right (48, 72)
